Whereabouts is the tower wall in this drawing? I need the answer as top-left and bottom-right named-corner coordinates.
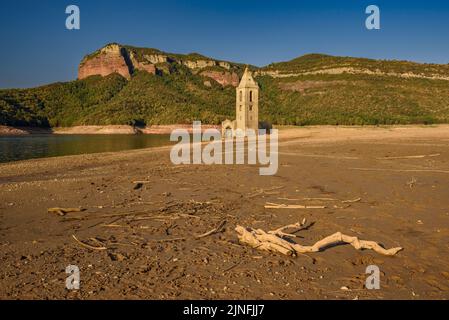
top-left (235, 69), bottom-right (259, 134)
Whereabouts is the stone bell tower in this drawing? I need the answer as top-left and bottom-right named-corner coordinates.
top-left (236, 67), bottom-right (259, 134)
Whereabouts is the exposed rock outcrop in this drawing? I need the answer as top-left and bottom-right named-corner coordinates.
top-left (200, 70), bottom-right (240, 87)
top-left (78, 44), bottom-right (158, 80)
top-left (129, 51), bottom-right (157, 75)
top-left (182, 60), bottom-right (217, 69)
top-left (78, 44), bottom-right (240, 82)
top-left (144, 54), bottom-right (169, 64)
top-left (218, 62), bottom-right (231, 70)
top-left (78, 44), bottom-right (133, 80)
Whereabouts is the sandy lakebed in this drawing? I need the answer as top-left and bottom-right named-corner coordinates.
top-left (0, 125), bottom-right (448, 299)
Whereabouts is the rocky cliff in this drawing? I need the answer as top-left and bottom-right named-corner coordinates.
top-left (78, 44), bottom-right (134, 80)
top-left (78, 43), bottom-right (241, 87)
top-left (200, 70), bottom-right (239, 87)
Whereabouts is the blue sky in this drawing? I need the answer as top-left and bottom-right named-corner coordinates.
top-left (1, 0), bottom-right (448, 88)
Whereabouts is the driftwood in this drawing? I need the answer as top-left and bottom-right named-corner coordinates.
top-left (235, 221), bottom-right (403, 257)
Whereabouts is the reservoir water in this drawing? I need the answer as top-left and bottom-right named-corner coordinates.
top-left (0, 134), bottom-right (172, 163)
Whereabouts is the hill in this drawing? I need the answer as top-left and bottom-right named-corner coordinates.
top-left (1, 44), bottom-right (449, 127)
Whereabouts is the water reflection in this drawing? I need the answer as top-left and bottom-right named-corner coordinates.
top-left (0, 134), bottom-right (172, 163)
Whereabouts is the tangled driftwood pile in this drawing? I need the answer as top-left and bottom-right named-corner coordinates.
top-left (236, 220), bottom-right (403, 257)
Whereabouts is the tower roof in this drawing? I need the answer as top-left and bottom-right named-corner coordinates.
top-left (238, 67), bottom-right (258, 88)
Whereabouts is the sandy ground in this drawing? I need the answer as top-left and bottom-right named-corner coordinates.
top-left (0, 125), bottom-right (448, 300)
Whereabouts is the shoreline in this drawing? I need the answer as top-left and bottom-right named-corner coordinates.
top-left (0, 123), bottom-right (444, 136)
top-left (1, 124), bottom-right (449, 167)
top-left (0, 124), bottom-right (222, 136)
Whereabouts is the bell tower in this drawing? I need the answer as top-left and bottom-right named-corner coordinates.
top-left (236, 67), bottom-right (259, 134)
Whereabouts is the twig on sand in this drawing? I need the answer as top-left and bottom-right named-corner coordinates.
top-left (101, 224), bottom-right (127, 228)
top-left (130, 213), bottom-right (200, 222)
top-left (71, 235), bottom-right (107, 251)
top-left (48, 207), bottom-right (84, 216)
top-left (195, 220), bottom-right (227, 239)
top-left (235, 221), bottom-right (403, 257)
top-left (223, 262), bottom-right (240, 273)
top-left (350, 167), bottom-right (449, 174)
top-left (376, 154), bottom-right (440, 160)
top-left (279, 197), bottom-right (338, 202)
top-left (265, 202), bottom-right (326, 209)
top-left (64, 210), bottom-right (157, 222)
top-left (303, 197), bottom-right (339, 201)
top-left (279, 197), bottom-right (361, 204)
top-left (153, 237), bottom-right (187, 243)
top-left (247, 186), bottom-right (285, 198)
top-left (278, 152), bottom-right (359, 160)
top-left (149, 221), bottom-right (227, 243)
top-left (342, 198), bottom-right (362, 204)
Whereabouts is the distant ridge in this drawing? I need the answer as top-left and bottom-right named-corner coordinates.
top-left (1, 43), bottom-right (449, 128)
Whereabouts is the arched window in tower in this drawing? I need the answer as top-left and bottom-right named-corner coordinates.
top-left (239, 91), bottom-right (242, 102)
top-left (249, 91), bottom-right (253, 102)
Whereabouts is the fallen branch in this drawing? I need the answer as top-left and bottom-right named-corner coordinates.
top-left (235, 223), bottom-right (402, 257)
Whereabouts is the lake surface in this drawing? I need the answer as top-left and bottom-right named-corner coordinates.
top-left (0, 134), bottom-right (173, 163)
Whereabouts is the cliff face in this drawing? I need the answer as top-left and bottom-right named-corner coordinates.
top-left (78, 44), bottom-right (133, 80)
top-left (200, 70), bottom-right (239, 87)
top-left (78, 43), bottom-right (241, 87)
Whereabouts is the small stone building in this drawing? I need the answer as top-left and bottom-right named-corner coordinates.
top-left (222, 67), bottom-right (259, 137)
